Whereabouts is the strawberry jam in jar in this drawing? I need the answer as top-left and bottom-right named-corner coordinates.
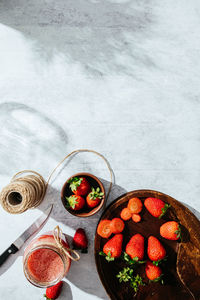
top-left (23, 230), bottom-right (71, 288)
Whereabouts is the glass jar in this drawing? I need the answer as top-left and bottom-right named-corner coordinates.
top-left (23, 232), bottom-right (71, 288)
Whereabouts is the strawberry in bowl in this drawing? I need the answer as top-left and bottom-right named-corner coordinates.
top-left (61, 173), bottom-right (105, 217)
top-left (86, 187), bottom-right (104, 208)
top-left (68, 177), bottom-right (91, 196)
top-left (66, 195), bottom-right (85, 211)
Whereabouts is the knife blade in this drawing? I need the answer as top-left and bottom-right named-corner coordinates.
top-left (0, 205), bottom-right (53, 267)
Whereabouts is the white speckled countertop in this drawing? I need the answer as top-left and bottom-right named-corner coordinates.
top-left (0, 0), bottom-right (200, 299)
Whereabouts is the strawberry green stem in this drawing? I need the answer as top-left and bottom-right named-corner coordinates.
top-left (88, 187), bottom-right (104, 201)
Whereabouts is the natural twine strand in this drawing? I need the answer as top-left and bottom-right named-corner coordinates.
top-left (0, 149), bottom-right (113, 214)
top-left (53, 225), bottom-right (80, 261)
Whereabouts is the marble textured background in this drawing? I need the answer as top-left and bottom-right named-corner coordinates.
top-left (0, 0), bottom-right (200, 299)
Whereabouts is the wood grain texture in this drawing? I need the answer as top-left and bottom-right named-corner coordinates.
top-left (95, 190), bottom-right (200, 300)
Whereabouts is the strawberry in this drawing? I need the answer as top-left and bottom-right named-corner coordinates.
top-left (110, 218), bottom-right (125, 234)
top-left (132, 213), bottom-right (141, 223)
top-left (86, 187), bottom-right (104, 208)
top-left (68, 177), bottom-right (91, 196)
top-left (145, 260), bottom-right (163, 281)
top-left (160, 221), bottom-right (181, 240)
top-left (147, 236), bottom-right (166, 262)
top-left (73, 228), bottom-right (88, 252)
top-left (65, 195), bottom-right (85, 211)
top-left (128, 197), bottom-right (143, 214)
top-left (100, 234), bottom-right (123, 262)
top-left (44, 281), bottom-right (63, 299)
top-left (120, 207), bottom-right (132, 221)
top-left (125, 234), bottom-right (144, 261)
top-left (97, 220), bottom-right (112, 238)
top-left (144, 197), bottom-right (170, 218)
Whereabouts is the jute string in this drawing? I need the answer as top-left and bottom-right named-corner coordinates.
top-left (53, 225), bottom-right (80, 261)
top-left (0, 149), bottom-right (113, 214)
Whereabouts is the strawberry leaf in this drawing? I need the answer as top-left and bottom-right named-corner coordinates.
top-left (152, 257), bottom-right (167, 266)
top-left (105, 251), bottom-right (115, 262)
top-left (88, 187), bottom-right (104, 201)
top-left (159, 204), bottom-right (171, 219)
top-left (150, 274), bottom-right (164, 284)
top-left (116, 267), bottom-right (133, 283)
top-left (117, 268), bottom-right (145, 293)
top-left (130, 274), bottom-right (145, 292)
top-left (68, 177), bottom-right (83, 192)
top-left (99, 251), bottom-right (114, 262)
top-left (123, 252), bottom-right (146, 265)
top-left (65, 196), bottom-right (78, 209)
top-left (175, 225), bottom-right (182, 240)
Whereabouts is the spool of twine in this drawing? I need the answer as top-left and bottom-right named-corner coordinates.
top-left (0, 170), bottom-right (47, 214)
top-left (0, 149), bottom-right (113, 214)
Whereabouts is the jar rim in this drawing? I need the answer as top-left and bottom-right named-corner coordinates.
top-left (23, 244), bottom-right (66, 288)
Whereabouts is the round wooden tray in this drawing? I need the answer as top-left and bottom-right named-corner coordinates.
top-left (94, 190), bottom-right (200, 300)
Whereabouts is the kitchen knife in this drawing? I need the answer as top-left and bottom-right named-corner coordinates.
top-left (0, 205), bottom-right (53, 266)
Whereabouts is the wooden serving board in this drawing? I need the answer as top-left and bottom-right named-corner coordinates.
top-left (94, 190), bottom-right (200, 300)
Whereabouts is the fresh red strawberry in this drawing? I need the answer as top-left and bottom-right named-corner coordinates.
top-left (68, 177), bottom-right (91, 196)
top-left (144, 197), bottom-right (170, 218)
top-left (100, 234), bottom-right (123, 261)
top-left (73, 228), bottom-right (88, 252)
top-left (66, 195), bottom-right (85, 211)
top-left (110, 218), bottom-right (125, 234)
top-left (86, 187), bottom-right (104, 208)
top-left (147, 236), bottom-right (166, 262)
top-left (160, 221), bottom-right (181, 240)
top-left (125, 234), bottom-right (144, 261)
top-left (145, 260), bottom-right (162, 281)
top-left (44, 281), bottom-right (63, 299)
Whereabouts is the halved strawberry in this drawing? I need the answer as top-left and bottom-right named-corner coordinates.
top-left (68, 177), bottom-right (91, 196)
top-left (110, 218), bottom-right (125, 234)
top-left (120, 207), bottom-right (132, 221)
top-left (65, 195), bottom-right (85, 211)
top-left (97, 220), bottom-right (112, 238)
top-left (128, 197), bottom-right (143, 214)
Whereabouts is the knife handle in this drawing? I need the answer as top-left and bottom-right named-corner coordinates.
top-left (0, 244), bottom-right (19, 266)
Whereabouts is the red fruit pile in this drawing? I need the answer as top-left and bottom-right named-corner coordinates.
top-left (120, 197), bottom-right (143, 223)
top-left (66, 176), bottom-right (104, 211)
top-left (97, 196), bottom-right (181, 291)
top-left (97, 218), bottom-right (125, 238)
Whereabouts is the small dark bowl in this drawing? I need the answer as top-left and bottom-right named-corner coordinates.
top-left (61, 172), bottom-right (105, 217)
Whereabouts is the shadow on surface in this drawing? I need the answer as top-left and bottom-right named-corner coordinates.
top-left (0, 102), bottom-right (68, 177)
top-left (59, 281), bottom-right (73, 300)
top-left (38, 179), bottom-right (127, 222)
top-left (0, 0), bottom-right (155, 76)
